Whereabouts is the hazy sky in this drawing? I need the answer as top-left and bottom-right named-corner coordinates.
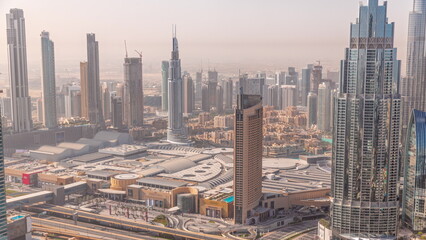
top-left (0, 0), bottom-right (412, 78)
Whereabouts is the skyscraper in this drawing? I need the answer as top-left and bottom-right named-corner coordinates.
top-left (111, 96), bottom-right (123, 129)
top-left (311, 63), bottom-right (322, 94)
top-left (195, 71), bottom-right (203, 102)
top-left (6, 9), bottom-right (32, 133)
top-left (161, 61), bottom-right (169, 112)
top-left (234, 91), bottom-right (263, 225)
top-left (40, 31), bottom-right (57, 129)
top-left (124, 56), bottom-right (143, 127)
top-left (300, 65), bottom-right (313, 106)
top-left (402, 0), bottom-right (426, 144)
top-left (0, 104), bottom-right (7, 239)
top-left (279, 85), bottom-right (296, 110)
top-left (223, 79), bottom-right (233, 110)
top-left (306, 92), bottom-right (317, 128)
top-left (80, 62), bottom-right (89, 119)
top-left (167, 27), bottom-right (188, 144)
top-left (183, 74), bottom-right (194, 115)
top-left (215, 85), bottom-right (224, 114)
top-left (331, 0), bottom-right (401, 238)
top-left (86, 33), bottom-right (104, 126)
top-left (317, 82), bottom-right (331, 132)
top-left (402, 109), bottom-right (426, 231)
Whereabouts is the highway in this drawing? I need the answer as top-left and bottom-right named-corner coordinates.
top-left (33, 216), bottom-right (161, 240)
top-left (26, 204), bottom-right (226, 240)
top-left (260, 220), bottom-right (318, 240)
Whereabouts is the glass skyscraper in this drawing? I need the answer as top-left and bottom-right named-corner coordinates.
top-left (403, 109), bottom-right (426, 231)
top-left (0, 104), bottom-right (7, 239)
top-left (331, 0), bottom-right (401, 238)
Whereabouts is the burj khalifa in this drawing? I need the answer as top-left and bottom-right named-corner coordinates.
top-left (167, 27), bottom-right (189, 145)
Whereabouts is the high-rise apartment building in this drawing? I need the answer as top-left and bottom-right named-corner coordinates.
top-left (86, 33), bottom-right (104, 126)
top-left (80, 62), bottom-right (89, 119)
top-left (40, 31), bottom-right (57, 129)
top-left (403, 109), bottom-right (426, 231)
top-left (317, 82), bottom-right (331, 132)
top-left (111, 96), bottom-right (123, 129)
top-left (161, 61), bottom-right (169, 112)
top-left (234, 92), bottom-right (263, 225)
top-left (167, 28), bottom-right (188, 144)
top-left (6, 9), bottom-right (32, 133)
top-left (300, 65), bottom-right (313, 106)
top-left (195, 71), bottom-right (203, 102)
top-left (124, 57), bottom-right (143, 127)
top-left (279, 85), bottom-right (296, 110)
top-left (215, 85), bottom-right (224, 114)
top-left (331, 0), bottom-right (401, 238)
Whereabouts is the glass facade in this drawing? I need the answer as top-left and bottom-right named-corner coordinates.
top-left (0, 105), bottom-right (7, 239)
top-left (331, 0), bottom-right (400, 238)
top-left (403, 109), bottom-right (426, 231)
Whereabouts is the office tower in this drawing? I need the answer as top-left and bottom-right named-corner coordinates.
top-left (201, 84), bottom-right (210, 112)
top-left (85, 33), bottom-right (104, 126)
top-left (111, 96), bottom-right (123, 129)
top-left (279, 85), bottom-right (296, 110)
top-left (40, 31), bottom-right (57, 129)
top-left (0, 104), bottom-right (7, 239)
top-left (300, 66), bottom-right (312, 106)
top-left (6, 9), bottom-right (32, 133)
top-left (234, 92), bottom-right (263, 225)
top-left (330, 0), bottom-right (401, 238)
top-left (275, 71), bottom-right (286, 86)
top-left (311, 63), bottom-right (322, 94)
top-left (102, 85), bottom-right (111, 120)
top-left (80, 62), bottom-right (89, 119)
top-left (0, 98), bottom-right (11, 120)
top-left (215, 85), bottom-right (224, 114)
top-left (124, 57), bottom-right (143, 127)
top-left (317, 82), bottom-right (331, 132)
top-left (56, 93), bottom-right (66, 118)
top-left (306, 92), bottom-right (317, 128)
top-left (403, 109), bottom-right (426, 231)
top-left (195, 71), bottom-right (203, 102)
top-left (161, 61), bottom-right (169, 111)
top-left (223, 79), bottom-right (233, 110)
top-left (167, 28), bottom-right (188, 144)
top-left (183, 74), bottom-right (194, 114)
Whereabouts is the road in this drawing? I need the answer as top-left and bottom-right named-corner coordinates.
top-left (33, 215), bottom-right (163, 240)
top-left (26, 203), bottom-right (226, 240)
top-left (260, 220), bottom-right (318, 240)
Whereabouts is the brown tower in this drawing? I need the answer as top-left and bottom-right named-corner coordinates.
top-left (233, 91), bottom-right (263, 225)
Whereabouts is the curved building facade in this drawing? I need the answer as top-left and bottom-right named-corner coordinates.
top-left (403, 109), bottom-right (426, 231)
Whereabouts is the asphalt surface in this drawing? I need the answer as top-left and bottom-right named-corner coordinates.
top-left (260, 220), bottom-right (318, 240)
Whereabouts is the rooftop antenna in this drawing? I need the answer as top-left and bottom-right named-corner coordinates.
top-left (124, 40), bottom-right (128, 58)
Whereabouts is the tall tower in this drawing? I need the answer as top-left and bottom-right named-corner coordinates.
top-left (234, 92), bottom-right (263, 225)
top-left (80, 62), bottom-right (89, 119)
top-left (223, 79), bottom-right (233, 110)
top-left (183, 74), bottom-right (194, 115)
top-left (0, 102), bottom-right (7, 239)
top-left (402, 0), bottom-right (426, 144)
top-left (161, 61), bottom-right (169, 112)
top-left (124, 56), bottom-right (143, 127)
top-left (300, 65), bottom-right (313, 106)
top-left (6, 9), bottom-right (32, 133)
top-left (306, 92), bottom-right (317, 128)
top-left (317, 82), bottom-right (331, 132)
top-left (86, 33), bottom-right (104, 126)
top-left (40, 31), bottom-right (57, 129)
top-left (167, 27), bottom-right (188, 144)
top-left (331, 0), bottom-right (401, 238)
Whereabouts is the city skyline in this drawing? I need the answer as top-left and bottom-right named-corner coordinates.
top-left (0, 0), bottom-right (411, 82)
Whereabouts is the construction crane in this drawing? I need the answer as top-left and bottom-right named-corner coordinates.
top-left (134, 50), bottom-right (142, 58)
